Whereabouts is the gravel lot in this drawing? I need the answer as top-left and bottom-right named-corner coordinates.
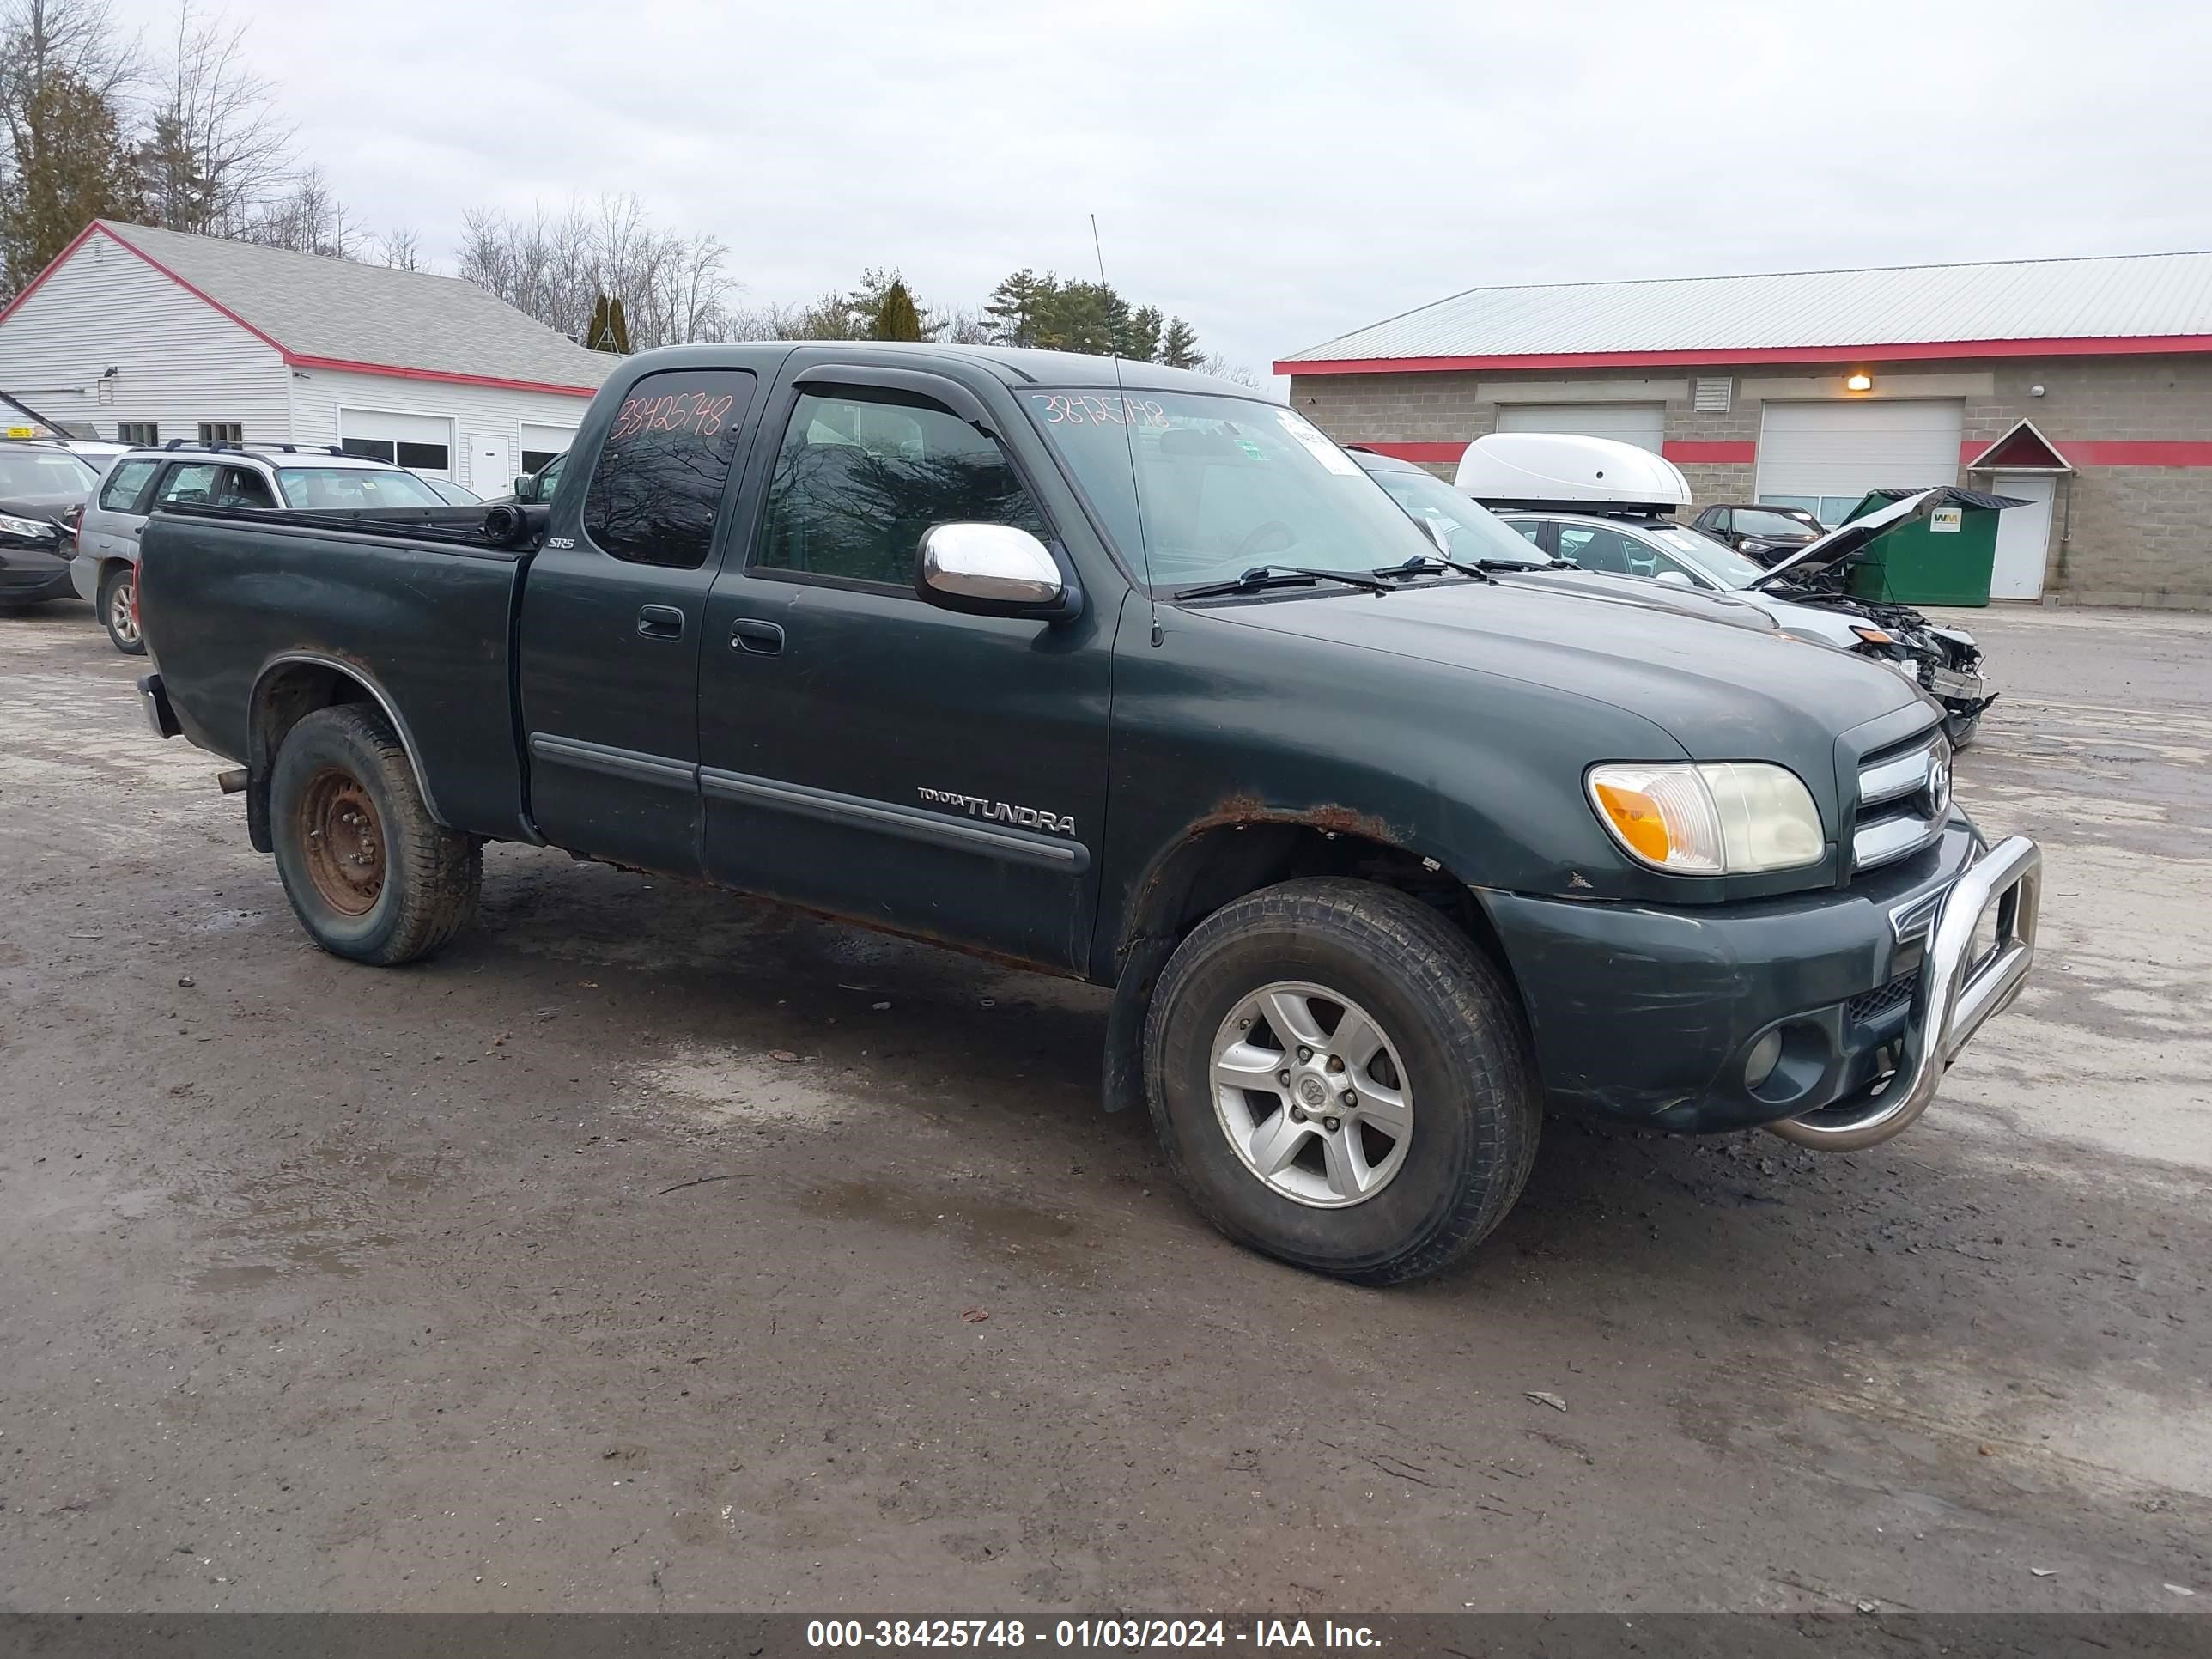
top-left (0, 599), bottom-right (2206, 1614)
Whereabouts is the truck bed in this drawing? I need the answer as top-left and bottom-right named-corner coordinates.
top-left (138, 504), bottom-right (536, 841)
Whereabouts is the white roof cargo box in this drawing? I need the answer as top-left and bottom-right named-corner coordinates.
top-left (1455, 432), bottom-right (1691, 514)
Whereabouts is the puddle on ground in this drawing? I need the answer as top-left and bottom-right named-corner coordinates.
top-left (184, 1142), bottom-right (438, 1291)
top-left (799, 1176), bottom-right (1091, 1280)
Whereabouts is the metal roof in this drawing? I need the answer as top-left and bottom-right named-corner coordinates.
top-left (1278, 252), bottom-right (2212, 369)
top-left (91, 221), bottom-right (615, 393)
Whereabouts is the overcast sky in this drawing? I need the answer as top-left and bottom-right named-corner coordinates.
top-left (109, 0), bottom-right (2212, 383)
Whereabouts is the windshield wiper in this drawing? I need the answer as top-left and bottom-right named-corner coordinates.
top-left (1372, 553), bottom-right (1502, 586)
top-left (1173, 563), bottom-right (1393, 600)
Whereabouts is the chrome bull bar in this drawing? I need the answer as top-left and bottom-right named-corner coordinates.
top-left (1767, 834), bottom-right (2041, 1152)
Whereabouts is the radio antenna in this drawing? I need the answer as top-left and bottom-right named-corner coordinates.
top-left (1091, 213), bottom-right (1162, 647)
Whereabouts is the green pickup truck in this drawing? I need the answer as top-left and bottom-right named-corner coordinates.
top-left (132, 343), bottom-right (2041, 1283)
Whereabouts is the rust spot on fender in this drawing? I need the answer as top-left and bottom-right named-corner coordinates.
top-left (1187, 793), bottom-right (1401, 844)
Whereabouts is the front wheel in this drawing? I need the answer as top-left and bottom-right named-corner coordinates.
top-left (99, 564), bottom-right (143, 655)
top-left (1143, 878), bottom-right (1540, 1285)
top-left (1943, 709), bottom-right (1979, 750)
top-left (269, 704), bottom-right (481, 965)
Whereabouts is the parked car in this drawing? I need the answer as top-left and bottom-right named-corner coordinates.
top-left (1352, 448), bottom-right (1783, 635)
top-left (132, 343), bottom-right (2040, 1285)
top-left (420, 477), bottom-right (483, 507)
top-left (0, 441), bottom-right (100, 609)
top-left (1461, 434), bottom-right (1996, 748)
top-left (1691, 501), bottom-right (1826, 563)
top-left (510, 452), bottom-right (565, 504)
top-left (74, 445), bottom-right (456, 654)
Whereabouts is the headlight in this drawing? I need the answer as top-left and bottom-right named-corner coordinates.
top-left (0, 513), bottom-right (55, 538)
top-left (1586, 762), bottom-right (1826, 874)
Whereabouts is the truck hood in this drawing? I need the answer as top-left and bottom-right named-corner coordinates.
top-left (1198, 579), bottom-right (1929, 757)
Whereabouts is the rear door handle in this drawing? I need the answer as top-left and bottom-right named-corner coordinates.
top-left (731, 618), bottom-right (785, 655)
top-left (637, 605), bottom-right (685, 641)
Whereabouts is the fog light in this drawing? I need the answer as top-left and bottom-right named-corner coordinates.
top-left (1744, 1029), bottom-right (1784, 1091)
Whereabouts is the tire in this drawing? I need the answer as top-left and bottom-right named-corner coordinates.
top-left (1143, 878), bottom-right (1540, 1285)
top-left (1944, 710), bottom-right (1978, 751)
top-left (99, 564), bottom-right (144, 655)
top-left (268, 704), bottom-right (481, 965)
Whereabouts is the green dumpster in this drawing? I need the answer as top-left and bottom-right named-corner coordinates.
top-left (1838, 487), bottom-right (2026, 607)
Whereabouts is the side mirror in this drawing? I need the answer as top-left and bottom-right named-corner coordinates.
top-left (916, 523), bottom-right (1079, 620)
top-left (1656, 568), bottom-right (1695, 588)
top-left (513, 474), bottom-right (536, 502)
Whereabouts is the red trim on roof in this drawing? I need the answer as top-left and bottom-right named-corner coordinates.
top-left (0, 222), bottom-right (118, 329)
top-left (1662, 440), bottom-right (1756, 464)
top-left (1353, 441), bottom-right (1463, 464)
top-left (0, 222), bottom-right (599, 398)
top-left (82, 222), bottom-right (295, 355)
top-left (284, 355), bottom-right (597, 398)
top-left (1274, 335), bottom-right (2212, 376)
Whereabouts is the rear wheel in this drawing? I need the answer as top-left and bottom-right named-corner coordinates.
top-left (269, 704), bottom-right (480, 964)
top-left (1144, 878), bottom-right (1540, 1285)
top-left (99, 565), bottom-right (143, 655)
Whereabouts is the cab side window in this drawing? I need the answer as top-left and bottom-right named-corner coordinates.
top-left (581, 368), bottom-right (757, 568)
top-left (753, 387), bottom-right (1047, 588)
top-left (97, 458), bottom-right (159, 512)
top-left (1555, 525), bottom-right (1658, 577)
top-left (216, 467), bottom-right (276, 509)
top-left (155, 463), bottom-right (222, 506)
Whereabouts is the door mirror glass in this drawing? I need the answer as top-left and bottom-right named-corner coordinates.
top-left (513, 473), bottom-right (535, 502)
top-left (918, 523), bottom-right (1073, 617)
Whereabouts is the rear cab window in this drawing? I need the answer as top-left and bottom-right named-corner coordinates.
top-left (582, 369), bottom-right (758, 568)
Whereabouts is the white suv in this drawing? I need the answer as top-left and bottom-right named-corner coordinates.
top-left (73, 445), bottom-right (449, 653)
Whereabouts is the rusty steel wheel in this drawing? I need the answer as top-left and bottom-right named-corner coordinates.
top-left (295, 765), bottom-right (386, 917)
top-left (269, 703), bottom-right (480, 965)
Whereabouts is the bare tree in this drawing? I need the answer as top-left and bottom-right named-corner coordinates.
top-left (0, 0), bottom-right (142, 285)
top-left (238, 163), bottom-right (351, 257)
top-left (454, 196), bottom-right (736, 348)
top-left (135, 2), bottom-right (290, 235)
top-left (372, 222), bottom-right (422, 270)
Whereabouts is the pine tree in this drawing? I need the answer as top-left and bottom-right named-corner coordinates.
top-left (982, 267), bottom-right (1055, 347)
top-left (584, 293), bottom-right (631, 352)
top-left (0, 65), bottom-right (141, 289)
top-left (872, 277), bottom-right (924, 342)
top-left (1157, 317), bottom-right (1202, 370)
top-left (1123, 304), bottom-right (1163, 363)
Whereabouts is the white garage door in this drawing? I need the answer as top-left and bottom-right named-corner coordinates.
top-left (521, 422), bottom-right (578, 474)
top-left (1755, 400), bottom-right (1961, 526)
top-left (1497, 403), bottom-right (1666, 453)
top-left (338, 408), bottom-right (457, 479)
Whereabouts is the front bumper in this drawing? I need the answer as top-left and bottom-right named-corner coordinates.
top-left (1483, 816), bottom-right (2040, 1139)
top-left (0, 547), bottom-right (74, 602)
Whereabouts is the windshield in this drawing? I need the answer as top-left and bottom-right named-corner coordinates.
top-left (0, 447), bottom-right (96, 498)
top-left (275, 467), bottom-right (445, 510)
top-left (1641, 522), bottom-right (1769, 589)
top-left (1734, 507), bottom-right (1818, 538)
top-left (1364, 463), bottom-right (1551, 566)
top-left (1025, 390), bottom-right (1438, 589)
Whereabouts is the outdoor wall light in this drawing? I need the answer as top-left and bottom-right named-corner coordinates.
top-left (1844, 372), bottom-right (1874, 392)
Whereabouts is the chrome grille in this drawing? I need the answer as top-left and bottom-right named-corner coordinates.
top-left (1853, 729), bottom-right (1951, 872)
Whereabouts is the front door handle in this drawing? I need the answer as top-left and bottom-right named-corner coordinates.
top-left (637, 605), bottom-right (685, 641)
top-left (731, 618), bottom-right (785, 655)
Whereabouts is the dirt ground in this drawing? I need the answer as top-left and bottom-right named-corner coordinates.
top-left (0, 599), bottom-right (2206, 1616)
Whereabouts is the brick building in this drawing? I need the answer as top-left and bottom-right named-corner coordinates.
top-left (1276, 253), bottom-right (2212, 607)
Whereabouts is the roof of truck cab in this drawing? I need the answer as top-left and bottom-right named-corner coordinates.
top-left (720, 339), bottom-right (1259, 396)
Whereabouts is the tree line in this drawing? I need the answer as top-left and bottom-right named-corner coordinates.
top-left (0, 0), bottom-right (1244, 377)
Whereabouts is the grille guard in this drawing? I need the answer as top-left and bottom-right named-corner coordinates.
top-left (1767, 835), bottom-right (2041, 1152)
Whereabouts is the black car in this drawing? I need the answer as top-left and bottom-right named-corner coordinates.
top-left (1692, 501), bottom-right (1826, 564)
top-left (0, 442), bottom-right (100, 606)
